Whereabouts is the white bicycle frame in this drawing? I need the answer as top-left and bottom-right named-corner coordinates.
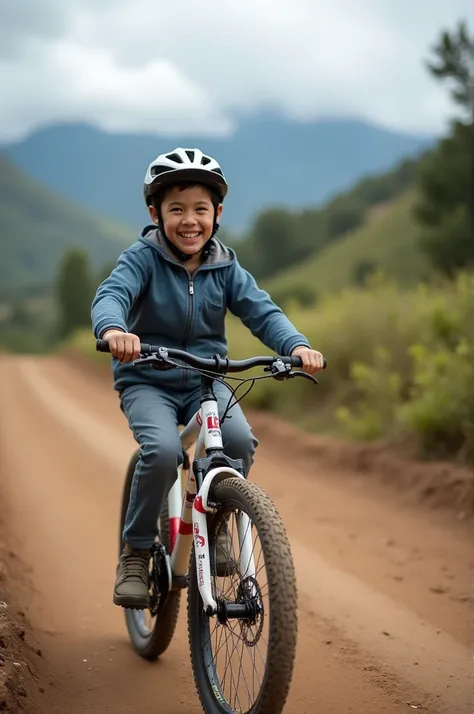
top-left (164, 394), bottom-right (256, 615)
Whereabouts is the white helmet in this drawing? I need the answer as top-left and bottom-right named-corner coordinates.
top-left (144, 147), bottom-right (228, 204)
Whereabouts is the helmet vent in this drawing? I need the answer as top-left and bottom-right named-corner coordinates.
top-left (185, 150), bottom-right (195, 162)
top-left (166, 152), bottom-right (183, 163)
top-left (200, 155), bottom-right (211, 165)
top-left (150, 165), bottom-right (174, 177)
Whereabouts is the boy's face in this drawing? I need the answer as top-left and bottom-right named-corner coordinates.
top-left (149, 184), bottom-right (222, 257)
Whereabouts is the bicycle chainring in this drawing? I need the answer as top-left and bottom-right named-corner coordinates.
top-left (149, 542), bottom-right (171, 616)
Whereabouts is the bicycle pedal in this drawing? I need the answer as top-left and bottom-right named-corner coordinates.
top-left (171, 574), bottom-right (189, 590)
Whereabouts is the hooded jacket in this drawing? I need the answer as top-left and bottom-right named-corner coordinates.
top-left (91, 226), bottom-right (310, 392)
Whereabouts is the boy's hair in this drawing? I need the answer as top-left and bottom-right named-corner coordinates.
top-left (148, 181), bottom-right (221, 213)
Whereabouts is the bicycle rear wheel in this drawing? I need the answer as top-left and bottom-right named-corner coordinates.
top-left (187, 476), bottom-right (298, 714)
top-left (119, 449), bottom-right (181, 660)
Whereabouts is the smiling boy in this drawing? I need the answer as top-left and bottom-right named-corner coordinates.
top-left (91, 147), bottom-right (324, 609)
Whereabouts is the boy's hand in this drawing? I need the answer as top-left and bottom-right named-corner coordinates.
top-left (291, 346), bottom-right (324, 375)
top-left (102, 329), bottom-right (141, 363)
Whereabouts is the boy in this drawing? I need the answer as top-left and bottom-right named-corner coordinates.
top-left (91, 147), bottom-right (324, 609)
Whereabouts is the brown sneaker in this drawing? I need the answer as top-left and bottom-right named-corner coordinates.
top-left (214, 521), bottom-right (237, 577)
top-left (113, 544), bottom-right (150, 609)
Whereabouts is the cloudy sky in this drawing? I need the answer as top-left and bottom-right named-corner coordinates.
top-left (0, 0), bottom-right (471, 143)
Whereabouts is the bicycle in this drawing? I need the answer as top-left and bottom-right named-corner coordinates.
top-left (96, 339), bottom-right (326, 714)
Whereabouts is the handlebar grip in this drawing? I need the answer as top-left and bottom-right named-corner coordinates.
top-left (96, 339), bottom-right (111, 353)
top-left (96, 339), bottom-right (153, 354)
top-left (290, 356), bottom-right (327, 369)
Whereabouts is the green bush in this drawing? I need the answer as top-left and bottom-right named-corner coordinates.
top-left (399, 340), bottom-right (474, 461)
top-left (271, 284), bottom-right (318, 311)
top-left (69, 273), bottom-right (474, 464)
top-left (336, 347), bottom-right (403, 440)
top-left (336, 273), bottom-right (474, 463)
top-left (352, 259), bottom-right (378, 286)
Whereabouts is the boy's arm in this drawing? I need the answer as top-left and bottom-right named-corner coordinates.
top-left (91, 244), bottom-right (151, 339)
top-left (226, 259), bottom-right (311, 355)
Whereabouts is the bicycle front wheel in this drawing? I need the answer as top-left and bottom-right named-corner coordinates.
top-left (187, 476), bottom-right (298, 714)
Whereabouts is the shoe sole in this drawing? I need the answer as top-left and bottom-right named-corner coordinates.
top-left (113, 593), bottom-right (150, 609)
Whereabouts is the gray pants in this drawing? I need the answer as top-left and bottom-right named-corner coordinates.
top-left (120, 381), bottom-right (258, 549)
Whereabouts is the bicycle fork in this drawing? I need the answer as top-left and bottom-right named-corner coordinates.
top-left (168, 464), bottom-right (257, 615)
top-left (192, 466), bottom-right (257, 615)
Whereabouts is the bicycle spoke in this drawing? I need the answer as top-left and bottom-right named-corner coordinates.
top-left (223, 625), bottom-right (244, 712)
top-left (202, 514), bottom-right (268, 711)
top-left (189, 478), bottom-right (297, 714)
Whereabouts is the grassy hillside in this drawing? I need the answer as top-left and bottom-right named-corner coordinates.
top-left (0, 156), bottom-right (133, 293)
top-left (264, 190), bottom-right (432, 305)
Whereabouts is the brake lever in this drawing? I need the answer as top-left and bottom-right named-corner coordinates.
top-left (264, 358), bottom-right (292, 381)
top-left (288, 370), bottom-right (319, 384)
top-left (132, 353), bottom-right (177, 371)
top-left (132, 355), bottom-right (159, 365)
top-left (264, 359), bottom-right (319, 384)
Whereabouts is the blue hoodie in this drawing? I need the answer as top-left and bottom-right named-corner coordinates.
top-left (91, 226), bottom-right (311, 392)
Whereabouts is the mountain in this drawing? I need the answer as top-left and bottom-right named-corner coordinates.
top-left (2, 114), bottom-right (434, 232)
top-left (0, 156), bottom-right (132, 293)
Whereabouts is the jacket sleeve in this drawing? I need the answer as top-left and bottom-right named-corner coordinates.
top-left (91, 243), bottom-right (151, 339)
top-left (226, 258), bottom-right (311, 355)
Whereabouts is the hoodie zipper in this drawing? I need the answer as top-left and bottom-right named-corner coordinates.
top-left (141, 231), bottom-right (229, 391)
top-left (181, 273), bottom-right (195, 391)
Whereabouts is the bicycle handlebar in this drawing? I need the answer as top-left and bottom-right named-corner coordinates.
top-left (95, 339), bottom-right (327, 373)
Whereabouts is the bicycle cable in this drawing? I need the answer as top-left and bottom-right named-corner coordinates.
top-left (151, 357), bottom-right (283, 424)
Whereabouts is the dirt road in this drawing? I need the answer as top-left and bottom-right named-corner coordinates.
top-left (0, 354), bottom-right (472, 713)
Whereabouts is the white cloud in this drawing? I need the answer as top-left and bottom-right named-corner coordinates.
top-left (0, 0), bottom-right (471, 142)
top-left (0, 41), bottom-right (231, 142)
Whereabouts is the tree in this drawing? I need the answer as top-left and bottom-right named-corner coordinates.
top-left (326, 202), bottom-right (364, 239)
top-left (56, 248), bottom-right (94, 338)
top-left (420, 203), bottom-right (472, 277)
top-left (414, 20), bottom-right (473, 275)
top-left (425, 20), bottom-right (474, 115)
top-left (9, 302), bottom-right (34, 329)
top-left (249, 208), bottom-right (307, 279)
